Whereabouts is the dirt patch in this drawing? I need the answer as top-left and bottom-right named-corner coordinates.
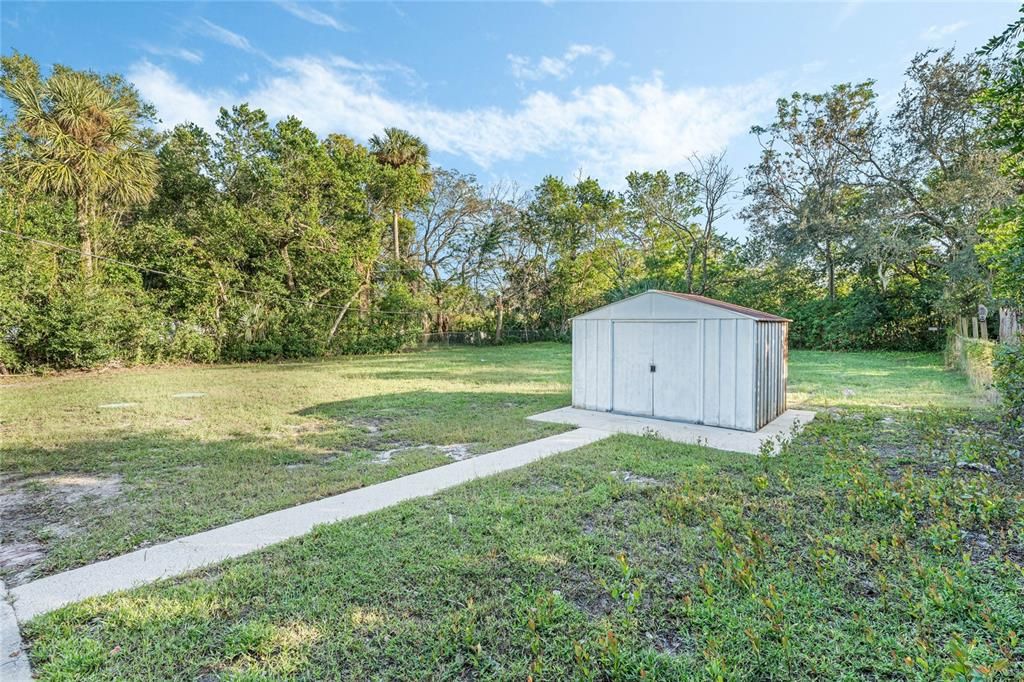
top-left (612, 470), bottom-right (661, 486)
top-left (350, 418), bottom-right (386, 435)
top-left (0, 473), bottom-right (122, 585)
top-left (647, 629), bottom-right (693, 657)
top-left (373, 443), bottom-right (474, 465)
top-left (559, 568), bottom-right (614, 618)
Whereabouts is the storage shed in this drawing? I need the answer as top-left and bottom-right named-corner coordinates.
top-left (572, 290), bottom-right (790, 432)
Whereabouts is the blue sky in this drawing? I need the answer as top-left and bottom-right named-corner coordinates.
top-left (1, 1), bottom-right (1019, 236)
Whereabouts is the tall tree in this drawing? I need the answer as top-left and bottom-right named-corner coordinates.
top-left (410, 167), bottom-right (492, 336)
top-left (843, 50), bottom-right (1012, 313)
top-left (368, 127), bottom-right (431, 259)
top-left (743, 82), bottom-right (876, 299)
top-left (623, 169), bottom-right (702, 292)
top-left (689, 152), bottom-right (738, 294)
top-left (976, 9), bottom-right (1024, 323)
top-left (0, 52), bottom-right (157, 277)
top-left (529, 176), bottom-right (622, 332)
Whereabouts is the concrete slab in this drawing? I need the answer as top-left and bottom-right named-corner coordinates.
top-left (10, 427), bottom-right (610, 622)
top-left (527, 407), bottom-right (816, 455)
top-left (0, 581), bottom-right (32, 681)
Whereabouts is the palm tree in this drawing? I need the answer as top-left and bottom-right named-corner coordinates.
top-left (368, 127), bottom-right (430, 259)
top-left (2, 58), bottom-right (157, 276)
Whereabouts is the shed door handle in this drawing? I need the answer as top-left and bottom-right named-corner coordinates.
top-left (650, 364), bottom-right (656, 372)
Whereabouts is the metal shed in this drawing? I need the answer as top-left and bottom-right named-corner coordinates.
top-left (571, 290), bottom-right (790, 432)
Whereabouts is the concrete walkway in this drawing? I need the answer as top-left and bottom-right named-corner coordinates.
top-left (528, 407), bottom-right (815, 454)
top-left (1, 582), bottom-right (32, 681)
top-left (10, 427), bottom-right (609, 623)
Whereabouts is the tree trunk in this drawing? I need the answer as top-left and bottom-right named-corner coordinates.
top-left (77, 199), bottom-right (94, 278)
top-left (327, 287), bottom-right (362, 343)
top-left (824, 244), bottom-right (836, 300)
top-left (685, 247), bottom-right (696, 294)
top-left (392, 210), bottom-right (400, 260)
top-left (281, 243), bottom-right (295, 292)
top-left (1000, 308), bottom-right (1021, 345)
top-left (699, 243), bottom-right (710, 295)
top-left (329, 271), bottom-right (372, 342)
top-left (495, 295), bottom-right (505, 344)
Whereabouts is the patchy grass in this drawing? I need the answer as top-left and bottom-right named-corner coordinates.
top-left (0, 344), bottom-right (572, 583)
top-left (10, 345), bottom-right (1022, 678)
top-left (22, 407), bottom-right (1023, 679)
top-left (0, 346), bottom-right (983, 588)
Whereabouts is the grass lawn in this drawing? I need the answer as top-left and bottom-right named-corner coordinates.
top-left (7, 344), bottom-right (1023, 679)
top-left (1, 344), bottom-right (572, 583)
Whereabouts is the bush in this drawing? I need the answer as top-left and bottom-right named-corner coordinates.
top-left (785, 285), bottom-right (941, 352)
top-left (168, 323), bottom-right (218, 363)
top-left (993, 339), bottom-right (1024, 424)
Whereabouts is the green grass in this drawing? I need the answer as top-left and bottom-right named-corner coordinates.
top-left (788, 350), bottom-right (983, 410)
top-left (8, 344), bottom-right (1022, 679)
top-left (0, 346), bottom-right (983, 584)
top-left (0, 344), bottom-right (572, 581)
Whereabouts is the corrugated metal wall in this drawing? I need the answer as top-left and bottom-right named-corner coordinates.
top-left (753, 321), bottom-right (788, 430)
top-left (573, 305), bottom-right (789, 433)
top-left (572, 318), bottom-right (612, 411)
top-left (701, 318), bottom-right (756, 430)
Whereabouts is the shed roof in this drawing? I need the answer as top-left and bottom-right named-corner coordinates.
top-left (573, 290), bottom-right (790, 322)
top-left (651, 291), bottom-right (791, 322)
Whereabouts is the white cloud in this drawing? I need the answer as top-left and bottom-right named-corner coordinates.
top-left (274, 1), bottom-right (350, 31)
top-left (131, 57), bottom-right (777, 185)
top-left (129, 61), bottom-right (224, 131)
top-left (141, 45), bottom-right (203, 64)
top-left (507, 44), bottom-right (615, 82)
top-left (197, 18), bottom-right (255, 52)
top-left (920, 21), bottom-right (968, 42)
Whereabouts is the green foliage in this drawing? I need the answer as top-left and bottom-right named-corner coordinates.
top-left (3, 32), bottom-right (1024, 369)
top-left (993, 340), bottom-right (1024, 423)
top-left (786, 283), bottom-right (942, 351)
top-left (947, 333), bottom-right (997, 397)
top-left (978, 203), bottom-right (1024, 305)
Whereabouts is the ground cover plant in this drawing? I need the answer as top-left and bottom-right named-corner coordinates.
top-left (13, 345), bottom-right (1022, 679)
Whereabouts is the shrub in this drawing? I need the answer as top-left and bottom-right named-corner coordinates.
top-left (993, 339), bottom-right (1024, 424)
top-left (785, 284), bottom-right (941, 352)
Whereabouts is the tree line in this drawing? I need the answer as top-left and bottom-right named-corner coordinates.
top-left (1, 14), bottom-right (1023, 371)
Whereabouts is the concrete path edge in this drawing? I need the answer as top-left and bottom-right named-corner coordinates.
top-left (527, 407), bottom-right (816, 455)
top-left (0, 581), bottom-right (33, 681)
top-left (9, 427), bottom-right (610, 623)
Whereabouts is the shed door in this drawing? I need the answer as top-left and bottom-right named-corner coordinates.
top-left (612, 322), bottom-right (653, 415)
top-left (612, 321), bottom-right (701, 421)
top-left (652, 322), bottom-right (700, 421)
